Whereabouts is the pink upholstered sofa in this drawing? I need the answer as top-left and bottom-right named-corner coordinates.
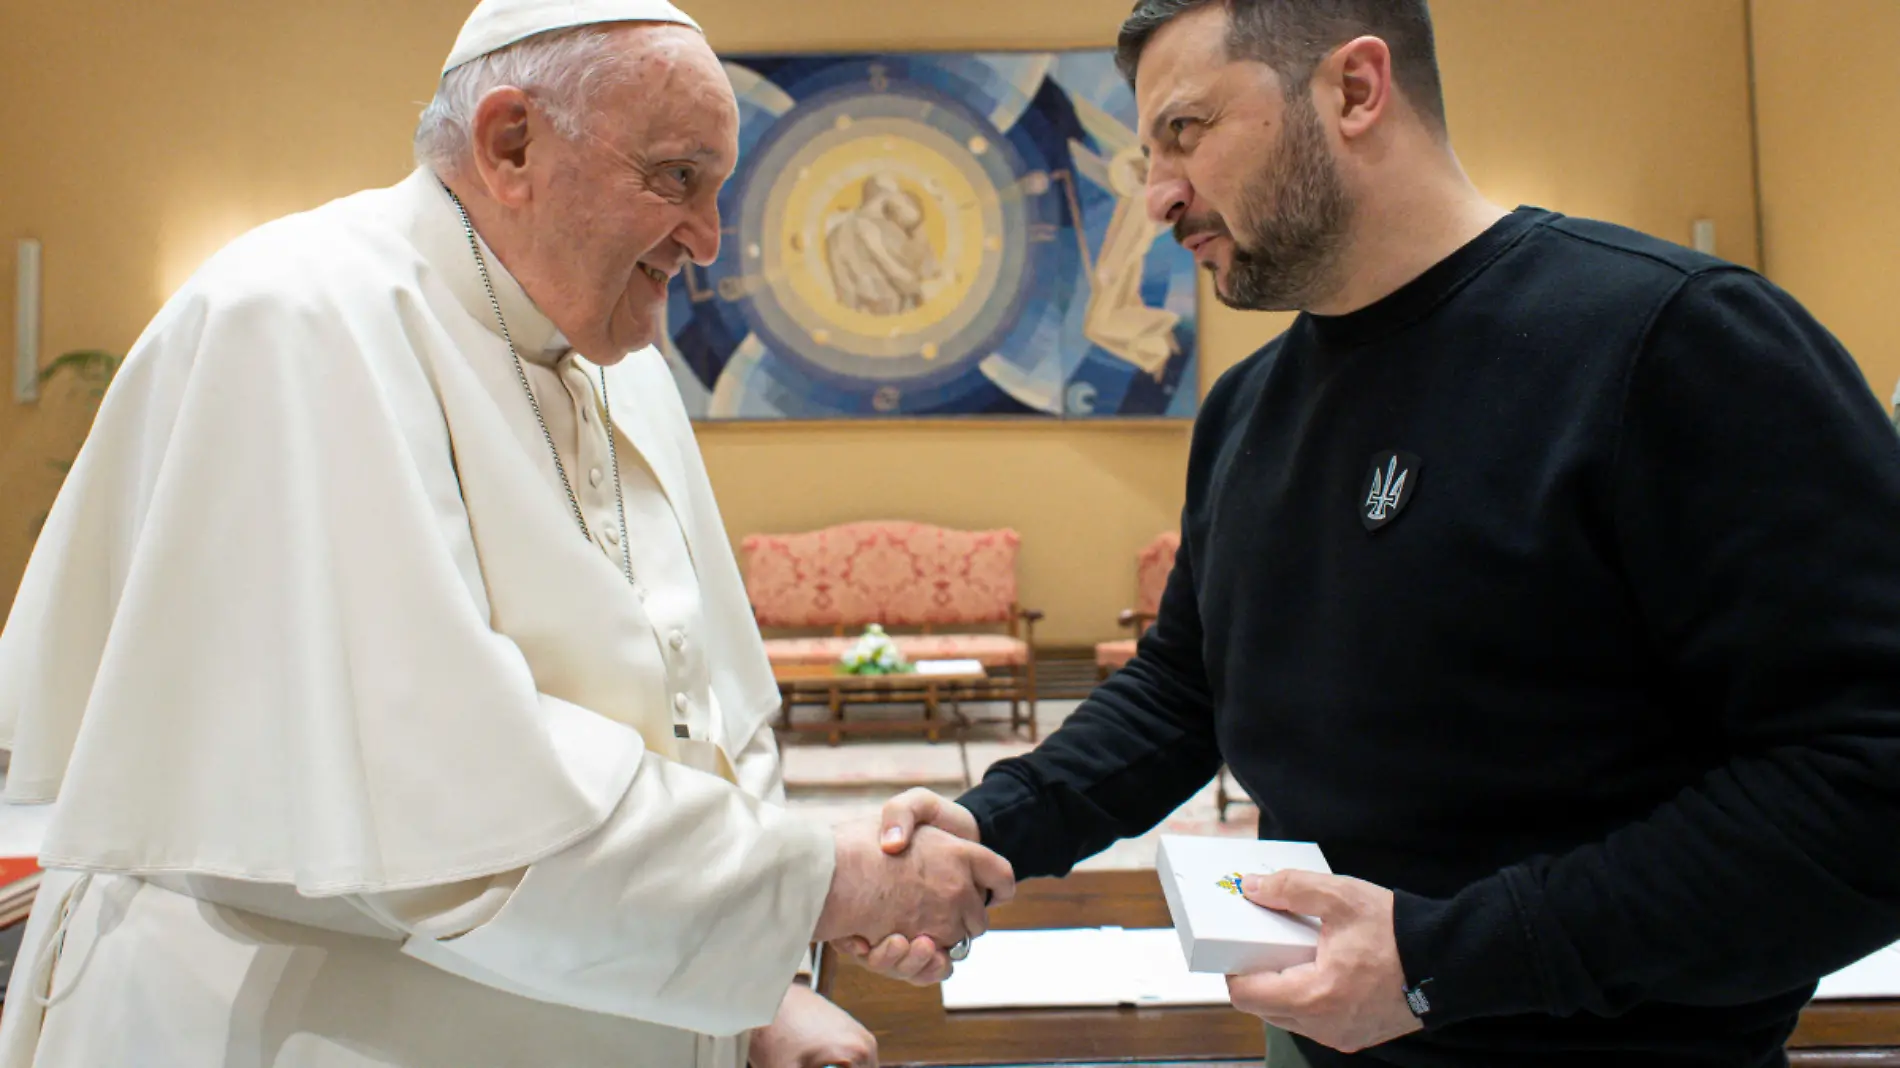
top-left (740, 521), bottom-right (1043, 738)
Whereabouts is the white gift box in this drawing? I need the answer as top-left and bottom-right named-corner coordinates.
top-left (1155, 834), bottom-right (1333, 975)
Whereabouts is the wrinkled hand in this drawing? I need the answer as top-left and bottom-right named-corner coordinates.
top-left (834, 790), bottom-right (983, 985)
top-left (1226, 870), bottom-right (1422, 1054)
top-left (749, 983), bottom-right (876, 1068)
top-left (814, 812), bottom-right (1013, 951)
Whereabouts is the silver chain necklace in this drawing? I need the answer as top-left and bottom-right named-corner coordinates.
top-left (443, 185), bottom-right (634, 587)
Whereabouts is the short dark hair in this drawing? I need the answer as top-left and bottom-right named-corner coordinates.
top-left (1116, 0), bottom-right (1447, 132)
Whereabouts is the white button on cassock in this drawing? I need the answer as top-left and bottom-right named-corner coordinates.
top-left (669, 629), bottom-right (686, 651)
top-left (674, 692), bottom-right (689, 713)
top-left (589, 468), bottom-right (603, 488)
top-left (604, 525), bottom-right (620, 546)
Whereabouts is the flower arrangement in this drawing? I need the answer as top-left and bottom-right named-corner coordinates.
top-left (838, 623), bottom-right (912, 675)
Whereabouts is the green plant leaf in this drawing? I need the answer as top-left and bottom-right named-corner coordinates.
top-left (38, 349), bottom-right (123, 389)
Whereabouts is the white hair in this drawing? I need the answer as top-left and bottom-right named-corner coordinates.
top-left (413, 26), bottom-right (631, 176)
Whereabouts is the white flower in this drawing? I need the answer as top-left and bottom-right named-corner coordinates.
top-left (840, 623), bottom-right (907, 673)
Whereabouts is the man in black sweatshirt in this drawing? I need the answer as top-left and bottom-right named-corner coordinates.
top-left (836, 1), bottom-right (1900, 1065)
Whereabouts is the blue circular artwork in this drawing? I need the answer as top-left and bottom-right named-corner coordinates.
top-left (661, 51), bottom-right (1200, 420)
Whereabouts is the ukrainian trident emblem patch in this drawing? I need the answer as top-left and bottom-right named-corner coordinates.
top-left (1361, 450), bottom-right (1422, 532)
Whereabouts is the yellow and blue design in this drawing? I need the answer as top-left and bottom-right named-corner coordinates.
top-left (661, 51), bottom-right (1200, 420)
top-left (1217, 873), bottom-right (1246, 896)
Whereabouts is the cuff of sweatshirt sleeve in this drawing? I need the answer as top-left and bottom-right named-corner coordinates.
top-left (957, 773), bottom-right (1030, 845)
top-left (1392, 872), bottom-right (1549, 1029)
top-left (956, 773), bottom-right (1055, 875)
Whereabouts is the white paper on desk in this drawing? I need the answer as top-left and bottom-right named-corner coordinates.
top-left (941, 927), bottom-right (1230, 1010)
top-left (0, 804), bottom-right (51, 859)
top-left (1815, 942), bottom-right (1900, 999)
top-left (914, 659), bottom-right (984, 676)
top-left (0, 772), bottom-right (52, 858)
top-left (1121, 928), bottom-right (1236, 1005)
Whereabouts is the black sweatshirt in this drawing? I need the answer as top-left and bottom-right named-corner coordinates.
top-left (959, 209), bottom-right (1900, 1067)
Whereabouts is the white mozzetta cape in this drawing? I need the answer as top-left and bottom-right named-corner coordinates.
top-left (0, 169), bottom-right (783, 894)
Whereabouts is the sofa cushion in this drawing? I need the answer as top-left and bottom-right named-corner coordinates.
top-left (892, 634), bottom-right (1029, 667)
top-left (758, 638), bottom-right (855, 668)
top-left (762, 634), bottom-right (1029, 669)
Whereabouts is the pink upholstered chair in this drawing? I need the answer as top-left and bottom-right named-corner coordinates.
top-left (1095, 532), bottom-right (1180, 679)
top-left (1092, 532), bottom-right (1250, 822)
top-left (741, 521), bottom-right (1043, 738)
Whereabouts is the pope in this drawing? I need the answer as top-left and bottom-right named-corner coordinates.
top-left (0, 1), bottom-right (1013, 1066)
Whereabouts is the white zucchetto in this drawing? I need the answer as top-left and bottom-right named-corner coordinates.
top-left (442, 0), bottom-right (702, 74)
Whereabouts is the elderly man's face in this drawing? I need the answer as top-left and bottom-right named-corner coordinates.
top-left (535, 26), bottom-right (738, 361)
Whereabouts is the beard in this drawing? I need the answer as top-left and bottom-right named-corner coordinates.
top-left (1177, 95), bottom-right (1353, 312)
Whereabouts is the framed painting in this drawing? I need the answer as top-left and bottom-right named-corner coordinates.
top-left (660, 50), bottom-right (1200, 421)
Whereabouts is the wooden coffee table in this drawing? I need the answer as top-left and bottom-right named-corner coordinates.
top-left (773, 663), bottom-right (993, 745)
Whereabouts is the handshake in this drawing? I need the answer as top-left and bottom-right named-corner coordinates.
top-left (813, 790), bottom-right (998, 986)
top-left (805, 791), bottom-right (1427, 1054)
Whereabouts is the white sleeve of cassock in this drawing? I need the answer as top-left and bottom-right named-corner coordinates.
top-left (355, 749), bottom-right (834, 1037)
top-left (728, 716), bottom-right (818, 980)
top-left (734, 716), bottom-right (790, 807)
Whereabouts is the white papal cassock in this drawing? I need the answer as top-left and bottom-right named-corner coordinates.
top-left (0, 167), bottom-right (835, 1067)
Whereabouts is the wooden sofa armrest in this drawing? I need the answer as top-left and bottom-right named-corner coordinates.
top-left (1117, 609), bottom-right (1156, 633)
top-left (1011, 605), bottom-right (1044, 644)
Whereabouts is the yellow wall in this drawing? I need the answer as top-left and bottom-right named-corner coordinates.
top-left (1752, 0), bottom-right (1900, 404)
top-left (0, 0), bottom-right (1760, 642)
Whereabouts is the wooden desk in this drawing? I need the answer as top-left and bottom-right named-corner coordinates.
top-left (817, 870), bottom-right (1900, 1067)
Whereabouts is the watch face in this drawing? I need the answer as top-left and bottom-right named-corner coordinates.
top-left (663, 51), bottom-right (1200, 421)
